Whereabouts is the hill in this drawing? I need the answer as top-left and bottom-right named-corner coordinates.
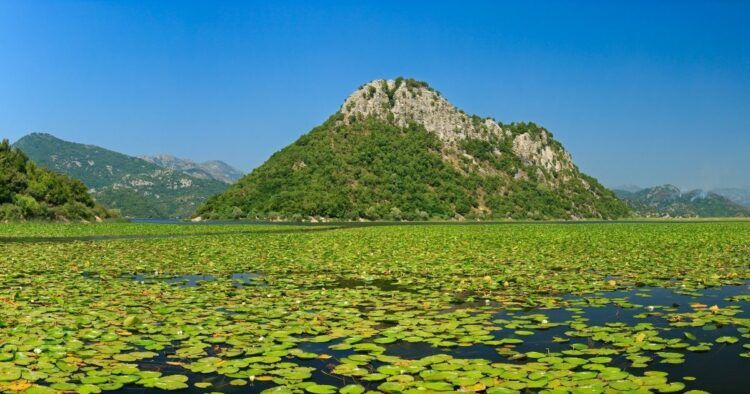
top-left (198, 78), bottom-right (628, 220)
top-left (614, 185), bottom-right (750, 217)
top-left (13, 133), bottom-right (229, 218)
top-left (138, 154), bottom-right (243, 184)
top-left (0, 139), bottom-right (114, 221)
top-left (712, 188), bottom-right (750, 208)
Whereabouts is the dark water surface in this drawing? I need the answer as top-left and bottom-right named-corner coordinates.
top-left (95, 283), bottom-right (750, 393)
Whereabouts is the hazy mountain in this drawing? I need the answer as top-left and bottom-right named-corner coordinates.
top-left (614, 184), bottom-right (750, 217)
top-left (0, 139), bottom-right (114, 221)
top-left (712, 188), bottom-right (750, 208)
top-left (13, 133), bottom-right (228, 218)
top-left (139, 154), bottom-right (243, 184)
top-left (198, 78), bottom-right (628, 220)
top-left (612, 184), bottom-right (643, 193)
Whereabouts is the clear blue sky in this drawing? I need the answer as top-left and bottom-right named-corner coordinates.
top-left (1, 1), bottom-right (748, 190)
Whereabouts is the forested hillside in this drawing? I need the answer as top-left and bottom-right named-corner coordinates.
top-left (14, 133), bottom-right (228, 218)
top-left (0, 139), bottom-right (114, 221)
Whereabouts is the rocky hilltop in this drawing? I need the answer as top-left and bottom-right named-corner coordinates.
top-left (341, 79), bottom-right (575, 185)
top-left (198, 78), bottom-right (628, 220)
top-left (13, 133), bottom-right (229, 218)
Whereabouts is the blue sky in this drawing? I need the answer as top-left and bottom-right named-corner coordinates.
top-left (1, 1), bottom-right (748, 190)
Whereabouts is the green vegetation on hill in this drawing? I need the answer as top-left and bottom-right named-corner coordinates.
top-left (199, 115), bottom-right (627, 220)
top-left (0, 139), bottom-right (114, 221)
top-left (13, 133), bottom-right (229, 218)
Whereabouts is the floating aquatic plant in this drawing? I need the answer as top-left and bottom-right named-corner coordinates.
top-left (0, 222), bottom-right (749, 393)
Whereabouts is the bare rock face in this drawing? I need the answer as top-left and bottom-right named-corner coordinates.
top-left (340, 79), bottom-right (575, 184)
top-left (341, 79), bottom-right (504, 143)
top-left (511, 132), bottom-right (572, 173)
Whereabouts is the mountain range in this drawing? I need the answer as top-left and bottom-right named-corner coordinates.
top-left (138, 154), bottom-right (243, 184)
top-left (12, 133), bottom-right (240, 218)
top-left (197, 78), bottom-right (628, 220)
top-left (614, 185), bottom-right (750, 217)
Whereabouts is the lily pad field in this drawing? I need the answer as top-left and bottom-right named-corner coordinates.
top-left (1, 222), bottom-right (750, 394)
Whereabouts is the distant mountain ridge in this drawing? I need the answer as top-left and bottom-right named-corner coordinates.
top-left (614, 184), bottom-right (750, 217)
top-left (612, 184), bottom-right (643, 193)
top-left (13, 133), bottom-right (229, 218)
top-left (139, 154), bottom-right (243, 184)
top-left (712, 188), bottom-right (750, 208)
top-left (198, 78), bottom-right (628, 220)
